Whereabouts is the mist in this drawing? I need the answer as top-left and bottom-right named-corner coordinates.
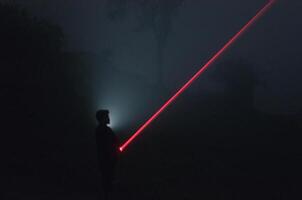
top-left (2, 0), bottom-right (302, 199)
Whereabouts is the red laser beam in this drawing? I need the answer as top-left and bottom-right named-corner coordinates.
top-left (119, 0), bottom-right (276, 152)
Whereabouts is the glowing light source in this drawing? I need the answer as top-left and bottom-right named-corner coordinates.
top-left (119, 0), bottom-right (276, 152)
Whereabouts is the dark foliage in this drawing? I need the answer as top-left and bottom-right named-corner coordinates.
top-left (1, 3), bottom-right (95, 198)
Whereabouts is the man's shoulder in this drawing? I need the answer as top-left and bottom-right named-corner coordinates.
top-left (107, 126), bottom-right (114, 132)
top-left (95, 125), bottom-right (113, 133)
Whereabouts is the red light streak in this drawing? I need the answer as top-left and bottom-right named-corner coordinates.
top-left (119, 0), bottom-right (276, 152)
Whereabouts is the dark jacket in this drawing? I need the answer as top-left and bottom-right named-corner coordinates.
top-left (95, 125), bottom-right (119, 169)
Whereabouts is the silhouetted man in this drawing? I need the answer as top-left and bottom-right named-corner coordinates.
top-left (95, 110), bottom-right (119, 199)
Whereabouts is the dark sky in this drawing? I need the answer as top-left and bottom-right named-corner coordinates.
top-left (4, 0), bottom-right (302, 116)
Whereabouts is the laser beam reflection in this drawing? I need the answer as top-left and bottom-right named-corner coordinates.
top-left (119, 0), bottom-right (276, 152)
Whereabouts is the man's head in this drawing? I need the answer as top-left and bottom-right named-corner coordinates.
top-left (96, 109), bottom-right (110, 125)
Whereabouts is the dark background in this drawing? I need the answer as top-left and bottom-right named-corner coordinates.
top-left (1, 0), bottom-right (302, 199)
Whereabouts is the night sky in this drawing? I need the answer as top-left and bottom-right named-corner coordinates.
top-left (2, 0), bottom-right (302, 199)
top-left (6, 0), bottom-right (302, 114)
